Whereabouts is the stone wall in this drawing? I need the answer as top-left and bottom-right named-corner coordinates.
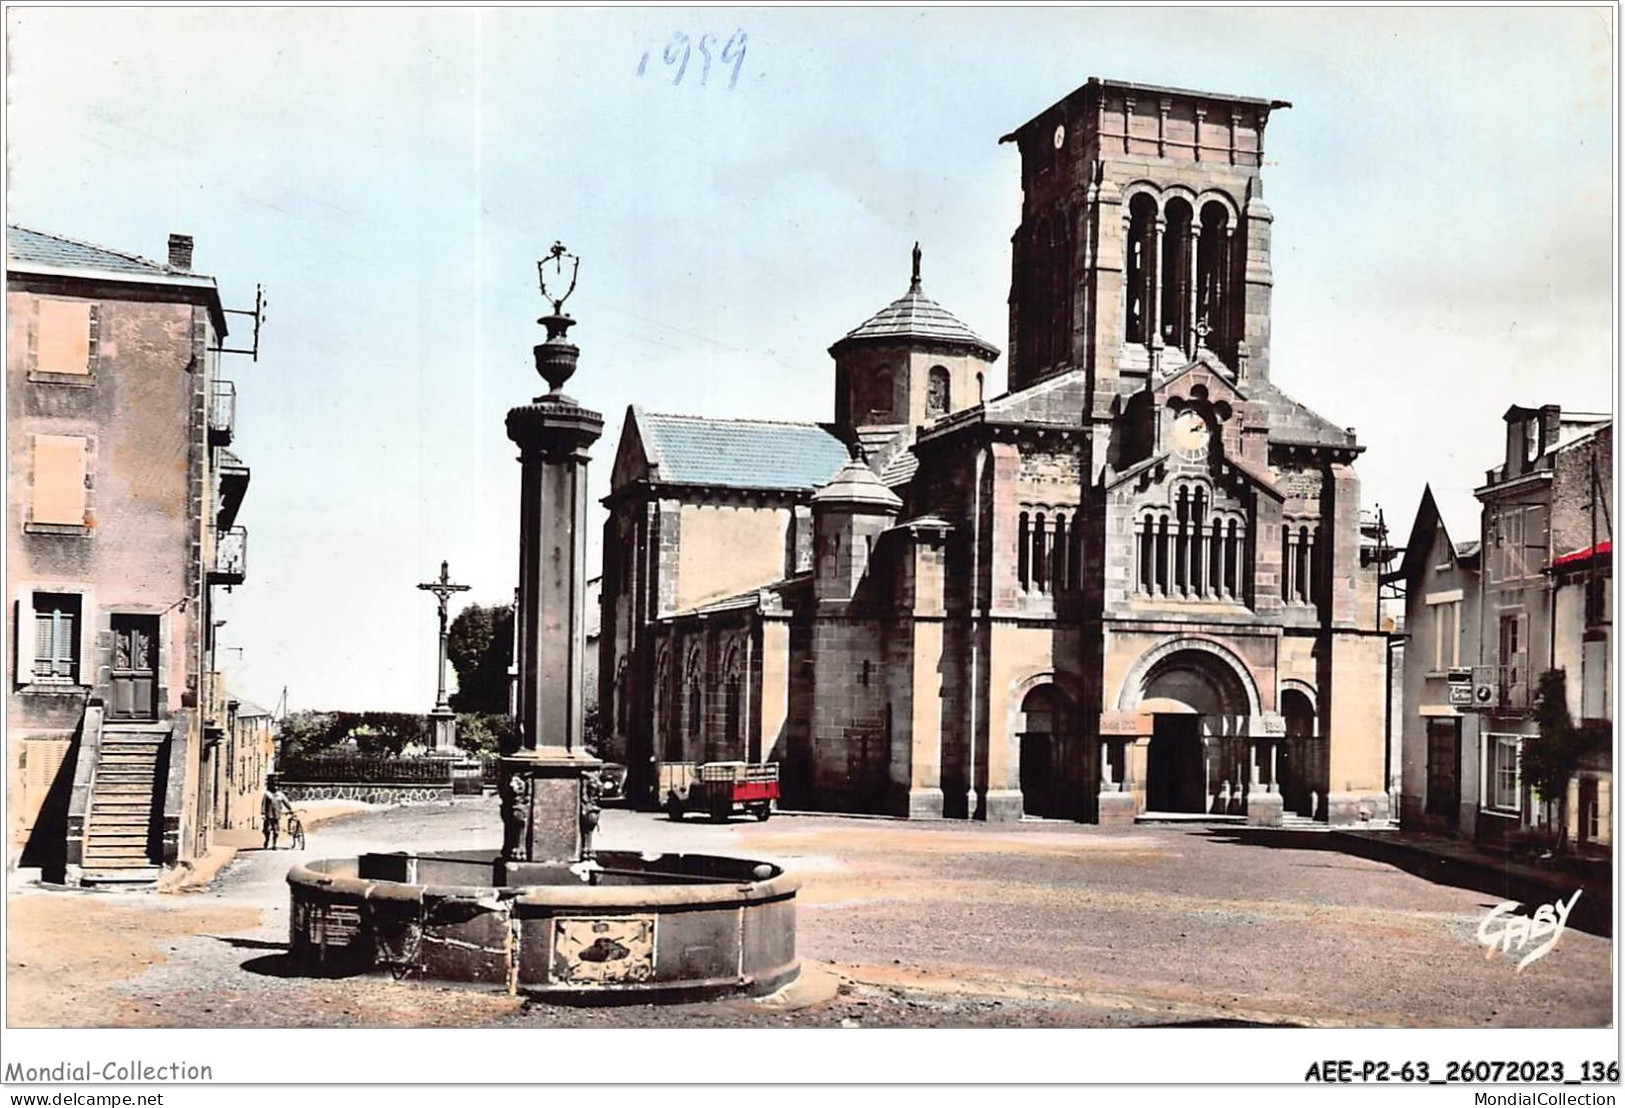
top-left (281, 783), bottom-right (452, 805)
top-left (675, 500), bottom-right (793, 613)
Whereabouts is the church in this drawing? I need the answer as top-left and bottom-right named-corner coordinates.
top-left (599, 76), bottom-right (1389, 825)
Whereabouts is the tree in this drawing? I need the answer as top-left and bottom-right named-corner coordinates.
top-left (583, 700), bottom-right (602, 759)
top-left (1521, 669), bottom-right (1604, 855)
top-left (278, 710), bottom-right (340, 758)
top-left (455, 712), bottom-right (516, 756)
top-left (274, 710), bottom-right (429, 758)
top-left (446, 603), bottom-right (515, 713)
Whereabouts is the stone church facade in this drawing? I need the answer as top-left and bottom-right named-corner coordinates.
top-left (600, 77), bottom-right (1389, 825)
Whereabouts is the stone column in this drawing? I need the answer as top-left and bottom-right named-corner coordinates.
top-left (1186, 222), bottom-right (1201, 357)
top-left (501, 275), bottom-right (604, 873)
top-left (1247, 725), bottom-right (1284, 826)
top-left (1149, 216), bottom-right (1166, 371)
top-left (1096, 717), bottom-right (1144, 827)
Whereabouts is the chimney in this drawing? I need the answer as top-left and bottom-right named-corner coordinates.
top-left (167, 233), bottom-right (194, 271)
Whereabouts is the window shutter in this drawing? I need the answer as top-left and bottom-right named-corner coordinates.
top-left (14, 596), bottom-right (29, 686)
top-left (86, 303), bottom-right (101, 372)
top-left (34, 607), bottom-right (53, 678)
top-left (36, 299), bottom-right (93, 375)
top-left (31, 435), bottom-right (88, 525)
top-left (1582, 638), bottom-right (1608, 719)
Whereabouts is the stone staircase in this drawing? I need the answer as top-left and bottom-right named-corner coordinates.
top-left (1280, 812), bottom-right (1326, 831)
top-left (79, 724), bottom-right (170, 886)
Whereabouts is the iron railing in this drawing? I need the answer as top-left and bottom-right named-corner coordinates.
top-left (276, 755), bottom-right (455, 786)
top-left (209, 379), bottom-right (236, 445)
top-left (211, 526), bottom-right (247, 585)
top-left (1498, 664), bottom-right (1529, 712)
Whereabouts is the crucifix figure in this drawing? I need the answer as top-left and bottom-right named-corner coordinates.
top-left (417, 560), bottom-right (470, 718)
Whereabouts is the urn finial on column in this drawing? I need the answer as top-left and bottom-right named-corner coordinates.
top-left (535, 241), bottom-right (582, 396)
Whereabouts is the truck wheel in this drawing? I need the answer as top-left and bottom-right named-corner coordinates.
top-left (666, 796), bottom-right (685, 822)
top-left (754, 804), bottom-right (771, 822)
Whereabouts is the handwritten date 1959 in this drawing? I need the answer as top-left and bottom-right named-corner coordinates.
top-left (637, 30), bottom-right (748, 90)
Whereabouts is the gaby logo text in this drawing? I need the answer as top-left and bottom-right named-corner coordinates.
top-left (1477, 890), bottom-right (1582, 971)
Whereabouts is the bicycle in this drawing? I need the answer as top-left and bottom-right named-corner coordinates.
top-left (284, 811), bottom-right (306, 851)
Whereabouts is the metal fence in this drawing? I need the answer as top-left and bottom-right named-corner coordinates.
top-left (276, 755), bottom-right (455, 786)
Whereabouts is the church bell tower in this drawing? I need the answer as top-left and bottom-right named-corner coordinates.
top-left (1001, 77), bottom-right (1290, 414)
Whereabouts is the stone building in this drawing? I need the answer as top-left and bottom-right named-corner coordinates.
top-left (1472, 408), bottom-right (1610, 847)
top-left (600, 77), bottom-right (1390, 824)
top-left (1392, 486), bottom-right (1483, 835)
top-left (6, 225), bottom-right (263, 883)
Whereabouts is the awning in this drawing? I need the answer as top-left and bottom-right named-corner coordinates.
top-left (1550, 539), bottom-right (1612, 572)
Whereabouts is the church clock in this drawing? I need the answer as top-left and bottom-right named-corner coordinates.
top-left (1170, 409), bottom-right (1210, 459)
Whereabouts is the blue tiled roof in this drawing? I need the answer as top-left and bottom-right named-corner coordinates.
top-left (641, 412), bottom-right (851, 491)
top-left (7, 225), bottom-right (175, 276)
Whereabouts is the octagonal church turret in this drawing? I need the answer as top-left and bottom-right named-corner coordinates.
top-left (830, 245), bottom-right (1000, 434)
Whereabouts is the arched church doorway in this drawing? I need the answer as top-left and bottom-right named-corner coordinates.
top-left (1138, 650), bottom-right (1250, 814)
top-left (1280, 689), bottom-right (1316, 817)
top-left (1147, 715), bottom-right (1204, 812)
top-left (1018, 684), bottom-right (1068, 819)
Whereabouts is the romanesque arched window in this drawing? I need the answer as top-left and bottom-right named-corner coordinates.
top-left (1033, 512), bottom-right (1048, 591)
top-left (1018, 511), bottom-right (1031, 590)
top-left (684, 645), bottom-right (704, 757)
top-left (1282, 521), bottom-right (1320, 604)
top-left (1155, 513), bottom-right (1170, 593)
top-left (1138, 515), bottom-right (1155, 593)
top-left (655, 647), bottom-right (679, 761)
top-left (1125, 193), bottom-right (1158, 346)
top-left (1160, 198), bottom-right (1193, 354)
top-left (720, 644), bottom-right (744, 762)
top-left (870, 367), bottom-right (893, 423)
top-left (1197, 200), bottom-right (1231, 355)
top-left (1138, 482), bottom-right (1246, 601)
top-left (1069, 513), bottom-right (1085, 591)
top-left (1017, 505), bottom-right (1081, 594)
top-left (926, 365), bottom-right (951, 417)
top-left (1053, 512), bottom-right (1069, 592)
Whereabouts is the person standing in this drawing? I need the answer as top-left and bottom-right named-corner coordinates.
top-left (261, 778), bottom-right (294, 849)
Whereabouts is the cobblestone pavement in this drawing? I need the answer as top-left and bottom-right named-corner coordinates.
top-left (6, 800), bottom-right (1612, 1028)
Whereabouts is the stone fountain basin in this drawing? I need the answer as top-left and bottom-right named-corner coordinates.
top-left (287, 849), bottom-right (800, 1002)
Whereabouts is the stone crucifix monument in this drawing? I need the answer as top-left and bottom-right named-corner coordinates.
top-left (499, 242), bottom-right (605, 876)
top-left (416, 560), bottom-right (470, 754)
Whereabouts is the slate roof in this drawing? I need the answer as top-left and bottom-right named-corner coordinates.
top-left (1250, 380), bottom-right (1359, 450)
top-left (8, 225), bottom-right (175, 276)
top-left (639, 412), bottom-right (851, 491)
top-left (879, 447), bottom-right (920, 488)
top-left (830, 277), bottom-right (1000, 360)
top-left (811, 457), bottom-right (903, 511)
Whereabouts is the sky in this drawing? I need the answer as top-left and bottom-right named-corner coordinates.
top-left (5, 6), bottom-right (1614, 713)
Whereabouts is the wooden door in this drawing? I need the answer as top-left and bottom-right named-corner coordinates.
top-left (110, 615), bottom-right (159, 721)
